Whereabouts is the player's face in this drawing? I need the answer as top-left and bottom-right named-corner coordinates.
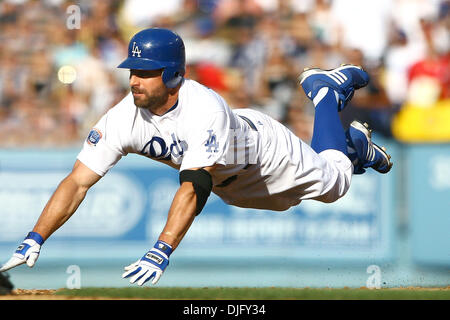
top-left (129, 69), bottom-right (169, 111)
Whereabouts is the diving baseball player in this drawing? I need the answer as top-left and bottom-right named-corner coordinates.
top-left (0, 28), bottom-right (392, 286)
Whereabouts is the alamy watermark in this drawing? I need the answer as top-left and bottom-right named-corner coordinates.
top-left (224, 129), bottom-right (259, 165)
top-left (66, 265), bottom-right (81, 289)
top-left (66, 4), bottom-right (81, 30)
top-left (366, 265), bottom-right (381, 289)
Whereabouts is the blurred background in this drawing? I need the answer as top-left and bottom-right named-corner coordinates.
top-left (0, 0), bottom-right (449, 289)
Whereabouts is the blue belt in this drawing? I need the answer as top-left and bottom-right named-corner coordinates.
top-left (238, 115), bottom-right (257, 131)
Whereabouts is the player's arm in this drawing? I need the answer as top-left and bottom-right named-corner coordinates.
top-left (32, 160), bottom-right (102, 240)
top-left (0, 160), bottom-right (101, 272)
top-left (122, 166), bottom-right (215, 286)
top-left (159, 165), bottom-right (215, 249)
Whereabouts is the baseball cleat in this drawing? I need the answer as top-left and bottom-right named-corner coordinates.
top-left (345, 120), bottom-right (393, 174)
top-left (298, 64), bottom-right (370, 111)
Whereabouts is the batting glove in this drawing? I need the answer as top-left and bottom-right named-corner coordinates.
top-left (0, 232), bottom-right (44, 272)
top-left (122, 240), bottom-right (173, 286)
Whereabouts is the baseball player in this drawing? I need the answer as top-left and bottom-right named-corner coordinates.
top-left (0, 28), bottom-right (392, 286)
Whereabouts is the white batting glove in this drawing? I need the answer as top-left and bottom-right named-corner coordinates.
top-left (0, 232), bottom-right (45, 272)
top-left (122, 240), bottom-right (173, 286)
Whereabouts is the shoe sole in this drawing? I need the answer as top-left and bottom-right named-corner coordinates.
top-left (350, 120), bottom-right (393, 174)
top-left (298, 64), bottom-right (363, 85)
top-left (372, 143), bottom-right (393, 173)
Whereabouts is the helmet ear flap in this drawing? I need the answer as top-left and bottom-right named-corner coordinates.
top-left (162, 68), bottom-right (184, 88)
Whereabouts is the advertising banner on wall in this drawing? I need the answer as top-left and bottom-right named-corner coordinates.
top-left (407, 145), bottom-right (450, 267)
top-left (0, 149), bottom-right (395, 263)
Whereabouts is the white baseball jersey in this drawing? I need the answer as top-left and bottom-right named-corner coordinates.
top-left (77, 79), bottom-right (352, 211)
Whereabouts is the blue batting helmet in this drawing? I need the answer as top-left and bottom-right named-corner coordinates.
top-left (118, 28), bottom-right (186, 88)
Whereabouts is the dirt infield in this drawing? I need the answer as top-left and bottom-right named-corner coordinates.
top-left (0, 289), bottom-right (72, 300)
top-left (0, 289), bottom-right (130, 300)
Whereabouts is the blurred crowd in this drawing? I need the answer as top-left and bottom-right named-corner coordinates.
top-left (0, 0), bottom-right (448, 147)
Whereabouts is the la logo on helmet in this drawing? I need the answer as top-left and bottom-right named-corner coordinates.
top-left (132, 42), bottom-right (141, 57)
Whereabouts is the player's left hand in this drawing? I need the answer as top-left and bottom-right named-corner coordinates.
top-left (0, 232), bottom-right (45, 272)
top-left (122, 240), bottom-right (173, 286)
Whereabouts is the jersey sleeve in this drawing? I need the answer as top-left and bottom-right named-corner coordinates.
top-left (77, 112), bottom-right (126, 177)
top-left (180, 111), bottom-right (230, 171)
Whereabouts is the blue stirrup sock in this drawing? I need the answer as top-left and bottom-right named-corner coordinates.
top-left (310, 87), bottom-right (348, 155)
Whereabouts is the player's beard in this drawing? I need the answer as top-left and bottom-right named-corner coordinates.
top-left (132, 85), bottom-right (169, 112)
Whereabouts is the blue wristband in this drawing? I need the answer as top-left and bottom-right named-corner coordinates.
top-left (154, 240), bottom-right (173, 257)
top-left (26, 232), bottom-right (45, 245)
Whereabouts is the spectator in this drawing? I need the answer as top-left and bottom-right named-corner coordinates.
top-left (390, 3), bottom-right (450, 143)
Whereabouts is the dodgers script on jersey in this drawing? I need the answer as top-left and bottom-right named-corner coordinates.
top-left (77, 79), bottom-right (352, 211)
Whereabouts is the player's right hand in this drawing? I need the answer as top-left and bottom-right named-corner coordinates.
top-left (122, 240), bottom-right (173, 286)
top-left (0, 232), bottom-right (45, 272)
